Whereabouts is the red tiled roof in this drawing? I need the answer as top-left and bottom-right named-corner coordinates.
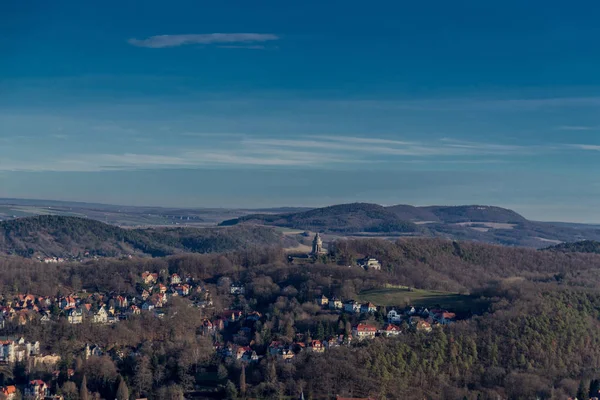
top-left (354, 323), bottom-right (377, 332)
top-left (2, 385), bottom-right (16, 394)
top-left (383, 324), bottom-right (400, 331)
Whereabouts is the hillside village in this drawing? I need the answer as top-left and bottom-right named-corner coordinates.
top-left (0, 257), bottom-right (461, 399)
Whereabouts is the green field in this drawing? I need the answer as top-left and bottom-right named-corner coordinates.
top-left (357, 288), bottom-right (487, 313)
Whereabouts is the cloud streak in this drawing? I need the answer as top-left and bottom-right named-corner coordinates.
top-left (570, 144), bottom-right (600, 151)
top-left (557, 125), bottom-right (597, 131)
top-left (128, 33), bottom-right (279, 48)
top-left (1, 133), bottom-right (596, 173)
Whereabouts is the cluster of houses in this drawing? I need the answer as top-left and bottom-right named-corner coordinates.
top-left (0, 271), bottom-right (216, 328)
top-left (2, 379), bottom-right (65, 399)
top-left (0, 336), bottom-right (68, 400)
top-left (0, 340), bottom-right (122, 400)
top-left (314, 294), bottom-right (458, 336)
top-left (202, 288), bottom-right (461, 366)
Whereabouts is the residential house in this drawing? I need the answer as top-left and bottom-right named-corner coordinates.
top-left (360, 302), bottom-right (377, 314)
top-left (170, 273), bottom-right (182, 285)
top-left (38, 297), bottom-right (52, 308)
top-left (328, 298), bottom-right (343, 310)
top-left (39, 313), bottom-right (52, 324)
top-left (344, 300), bottom-right (361, 314)
top-left (1, 385), bottom-right (17, 399)
top-left (84, 344), bottom-right (103, 359)
top-left (358, 257), bottom-right (382, 271)
top-left (387, 309), bottom-right (403, 324)
top-left (59, 296), bottom-right (76, 310)
top-left (235, 346), bottom-right (252, 360)
top-left (158, 284), bottom-right (167, 294)
top-left (115, 295), bottom-right (128, 309)
top-left (67, 308), bottom-right (83, 324)
top-left (230, 283), bottom-right (245, 295)
top-left (91, 306), bottom-right (108, 324)
top-left (309, 340), bottom-right (325, 353)
top-left (141, 271), bottom-right (158, 285)
top-left (174, 284), bottom-right (190, 296)
top-left (323, 337), bottom-right (339, 349)
top-left (268, 341), bottom-right (285, 356)
top-left (352, 323), bottom-right (377, 340)
top-left (220, 310), bottom-right (243, 326)
top-left (279, 348), bottom-right (295, 361)
top-left (0, 341), bottom-right (16, 363)
top-left (141, 302), bottom-right (154, 311)
top-left (430, 310), bottom-right (456, 325)
top-left (201, 319), bottom-right (214, 335)
top-left (243, 350), bottom-right (260, 363)
top-left (32, 354), bottom-right (61, 368)
top-left (380, 324), bottom-right (401, 337)
top-left (149, 294), bottom-right (164, 309)
top-left (129, 305), bottom-right (141, 315)
top-left (415, 320), bottom-right (432, 333)
top-left (24, 380), bottom-right (49, 400)
top-left (315, 295), bottom-right (329, 307)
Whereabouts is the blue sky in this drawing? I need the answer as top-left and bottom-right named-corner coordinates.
top-left (1, 1), bottom-right (600, 222)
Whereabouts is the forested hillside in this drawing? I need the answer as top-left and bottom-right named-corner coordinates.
top-left (0, 215), bottom-right (297, 258)
top-left (545, 240), bottom-right (600, 254)
top-left (3, 237), bottom-right (600, 399)
top-left (221, 203), bottom-right (419, 233)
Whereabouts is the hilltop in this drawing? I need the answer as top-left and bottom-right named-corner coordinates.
top-left (0, 215), bottom-right (297, 258)
top-left (221, 202), bottom-right (600, 248)
top-left (221, 203), bottom-right (419, 233)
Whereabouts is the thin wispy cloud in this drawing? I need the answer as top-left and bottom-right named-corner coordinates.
top-left (557, 125), bottom-right (597, 131)
top-left (1, 133), bottom-right (596, 173)
top-left (128, 33), bottom-right (279, 48)
top-left (248, 136), bottom-right (542, 157)
top-left (570, 144), bottom-right (600, 151)
top-left (310, 135), bottom-right (418, 146)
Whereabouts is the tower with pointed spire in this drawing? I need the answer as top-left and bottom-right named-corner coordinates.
top-left (311, 233), bottom-right (325, 256)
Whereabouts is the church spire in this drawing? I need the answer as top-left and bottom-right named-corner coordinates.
top-left (311, 233), bottom-right (324, 255)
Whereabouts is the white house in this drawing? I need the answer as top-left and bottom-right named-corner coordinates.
top-left (67, 308), bottom-right (83, 324)
top-left (387, 309), bottom-right (403, 324)
top-left (91, 306), bottom-right (108, 324)
top-left (352, 323), bottom-right (377, 340)
top-left (358, 257), bottom-right (382, 271)
top-left (230, 284), bottom-right (245, 295)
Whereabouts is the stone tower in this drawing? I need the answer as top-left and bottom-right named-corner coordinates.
top-left (311, 233), bottom-right (325, 255)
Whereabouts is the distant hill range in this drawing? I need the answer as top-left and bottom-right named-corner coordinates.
top-left (221, 203), bottom-right (600, 248)
top-left (544, 240), bottom-right (600, 254)
top-left (0, 215), bottom-right (297, 258)
top-left (3, 199), bottom-right (600, 250)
